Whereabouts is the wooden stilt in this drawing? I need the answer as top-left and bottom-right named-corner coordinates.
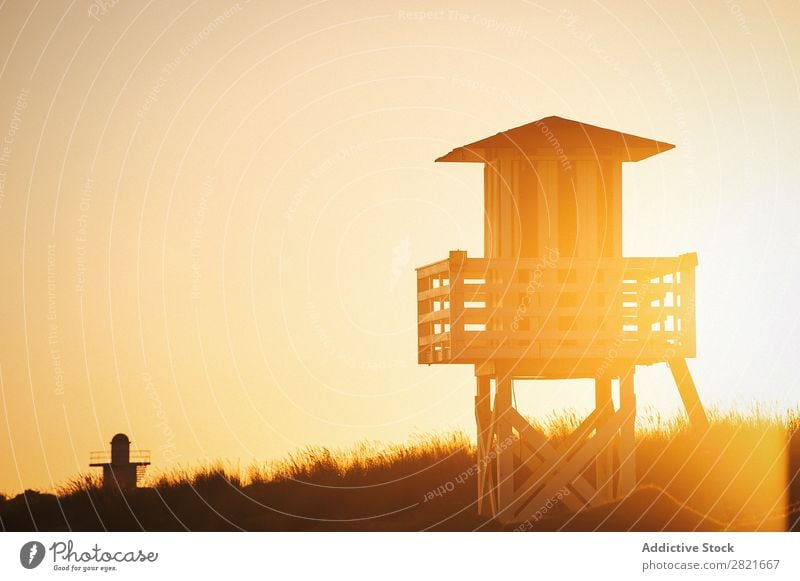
top-left (493, 368), bottom-right (514, 520)
top-left (473, 369), bottom-right (645, 522)
top-left (475, 374), bottom-right (492, 516)
top-left (668, 358), bottom-right (709, 434)
top-left (617, 366), bottom-right (637, 496)
top-left (594, 376), bottom-right (614, 502)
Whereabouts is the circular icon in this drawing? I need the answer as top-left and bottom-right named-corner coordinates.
top-left (19, 541), bottom-right (46, 569)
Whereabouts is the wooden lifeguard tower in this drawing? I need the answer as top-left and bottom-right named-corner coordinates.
top-left (89, 433), bottom-right (151, 490)
top-left (415, 116), bottom-right (708, 524)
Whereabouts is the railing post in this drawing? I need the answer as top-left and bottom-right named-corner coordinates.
top-left (449, 251), bottom-right (467, 358)
top-left (679, 253), bottom-right (698, 358)
top-left (416, 270), bottom-right (432, 364)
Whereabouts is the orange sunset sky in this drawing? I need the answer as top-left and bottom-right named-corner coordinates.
top-left (1, 0), bottom-right (799, 494)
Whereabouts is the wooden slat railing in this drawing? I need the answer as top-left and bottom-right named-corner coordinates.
top-left (416, 250), bottom-right (697, 365)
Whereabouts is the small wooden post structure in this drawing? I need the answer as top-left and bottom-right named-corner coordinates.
top-left (89, 433), bottom-right (151, 490)
top-left (415, 117), bottom-right (707, 523)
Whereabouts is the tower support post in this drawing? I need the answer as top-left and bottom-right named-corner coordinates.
top-left (594, 376), bottom-right (615, 502)
top-left (617, 366), bottom-right (637, 497)
top-left (475, 374), bottom-right (493, 516)
top-left (668, 358), bottom-right (709, 434)
top-left (493, 366), bottom-right (515, 517)
top-left (473, 364), bottom-right (644, 524)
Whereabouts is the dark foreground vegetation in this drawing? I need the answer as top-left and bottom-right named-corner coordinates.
top-left (3, 410), bottom-right (800, 531)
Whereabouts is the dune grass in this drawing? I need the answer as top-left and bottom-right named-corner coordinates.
top-left (131, 432), bottom-right (473, 490)
top-left (2, 409), bottom-right (799, 531)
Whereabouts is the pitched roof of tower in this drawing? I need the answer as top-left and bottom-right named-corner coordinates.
top-left (435, 116), bottom-right (674, 163)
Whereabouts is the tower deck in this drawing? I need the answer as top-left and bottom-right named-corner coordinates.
top-left (417, 250), bottom-right (697, 376)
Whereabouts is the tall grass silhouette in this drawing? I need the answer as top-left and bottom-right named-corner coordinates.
top-left (2, 410), bottom-right (798, 531)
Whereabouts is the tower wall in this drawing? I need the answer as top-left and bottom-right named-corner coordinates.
top-left (483, 152), bottom-right (622, 259)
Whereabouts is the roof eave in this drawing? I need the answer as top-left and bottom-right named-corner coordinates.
top-left (434, 147), bottom-right (486, 163)
top-left (436, 141), bottom-right (676, 163)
